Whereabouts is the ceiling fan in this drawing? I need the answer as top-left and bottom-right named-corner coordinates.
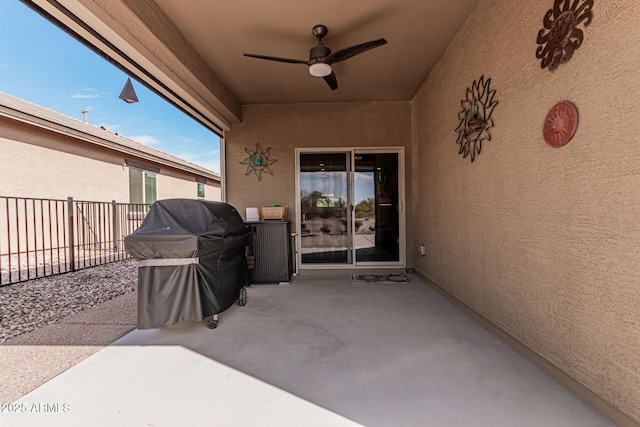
top-left (243, 24), bottom-right (387, 90)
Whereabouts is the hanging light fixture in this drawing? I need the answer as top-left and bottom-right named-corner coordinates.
top-left (119, 77), bottom-right (139, 104)
top-left (309, 63), bottom-right (332, 77)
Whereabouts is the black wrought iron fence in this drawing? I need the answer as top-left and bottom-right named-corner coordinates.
top-left (0, 196), bottom-right (149, 286)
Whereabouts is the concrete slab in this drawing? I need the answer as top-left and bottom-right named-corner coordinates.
top-left (0, 344), bottom-right (101, 404)
top-left (56, 291), bottom-right (137, 326)
top-left (0, 291), bottom-right (136, 404)
top-left (5, 324), bottom-right (134, 347)
top-left (0, 275), bottom-right (615, 427)
top-left (0, 346), bottom-right (362, 427)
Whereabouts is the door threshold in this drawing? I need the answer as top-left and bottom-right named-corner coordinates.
top-left (299, 267), bottom-right (407, 276)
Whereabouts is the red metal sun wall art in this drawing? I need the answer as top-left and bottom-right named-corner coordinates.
top-left (543, 101), bottom-right (579, 148)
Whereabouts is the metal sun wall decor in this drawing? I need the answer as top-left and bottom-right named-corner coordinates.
top-left (239, 143), bottom-right (277, 180)
top-left (536, 0), bottom-right (594, 71)
top-left (455, 75), bottom-right (499, 162)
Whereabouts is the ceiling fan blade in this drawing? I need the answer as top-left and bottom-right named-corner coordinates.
top-left (243, 53), bottom-right (309, 64)
top-left (324, 39), bottom-right (387, 65)
top-left (323, 71), bottom-right (338, 90)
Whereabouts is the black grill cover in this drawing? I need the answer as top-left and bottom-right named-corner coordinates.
top-left (125, 199), bottom-right (249, 329)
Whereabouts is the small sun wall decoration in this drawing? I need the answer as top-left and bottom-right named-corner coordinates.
top-left (454, 75), bottom-right (499, 162)
top-left (543, 101), bottom-right (579, 148)
top-left (239, 143), bottom-right (277, 180)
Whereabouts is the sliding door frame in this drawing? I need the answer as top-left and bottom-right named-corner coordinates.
top-left (295, 147), bottom-right (406, 271)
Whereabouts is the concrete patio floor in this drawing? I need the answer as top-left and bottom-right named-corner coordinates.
top-left (0, 273), bottom-right (614, 427)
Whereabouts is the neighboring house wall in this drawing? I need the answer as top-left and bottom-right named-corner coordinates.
top-left (157, 173), bottom-right (220, 201)
top-left (411, 0), bottom-right (640, 423)
top-left (0, 95), bottom-right (221, 203)
top-left (1, 125), bottom-right (130, 201)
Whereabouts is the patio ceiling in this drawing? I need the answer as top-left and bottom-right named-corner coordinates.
top-left (150, 0), bottom-right (479, 105)
top-left (26, 0), bottom-right (479, 130)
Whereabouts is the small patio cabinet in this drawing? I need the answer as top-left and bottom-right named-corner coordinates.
top-left (245, 221), bottom-right (293, 284)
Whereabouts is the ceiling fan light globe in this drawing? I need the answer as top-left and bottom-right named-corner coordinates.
top-left (309, 63), bottom-right (332, 77)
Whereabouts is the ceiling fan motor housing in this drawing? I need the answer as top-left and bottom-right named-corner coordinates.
top-left (309, 45), bottom-right (331, 60)
top-left (309, 43), bottom-right (332, 77)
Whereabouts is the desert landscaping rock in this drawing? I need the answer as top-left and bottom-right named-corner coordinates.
top-left (0, 260), bottom-right (137, 343)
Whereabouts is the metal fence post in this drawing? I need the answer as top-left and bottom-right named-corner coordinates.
top-left (112, 200), bottom-right (118, 252)
top-left (67, 197), bottom-right (75, 271)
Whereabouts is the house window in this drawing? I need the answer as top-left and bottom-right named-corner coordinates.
top-left (197, 182), bottom-right (205, 199)
top-left (144, 171), bottom-right (157, 204)
top-left (129, 168), bottom-right (157, 205)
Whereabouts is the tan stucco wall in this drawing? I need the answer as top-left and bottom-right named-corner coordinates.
top-left (157, 174), bottom-right (220, 201)
top-left (225, 102), bottom-right (412, 254)
top-left (411, 0), bottom-right (640, 422)
top-left (204, 183), bottom-right (222, 202)
top-left (1, 136), bottom-right (130, 202)
top-left (0, 116), bottom-right (221, 203)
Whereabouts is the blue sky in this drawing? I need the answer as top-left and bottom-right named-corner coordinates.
top-left (0, 1), bottom-right (221, 173)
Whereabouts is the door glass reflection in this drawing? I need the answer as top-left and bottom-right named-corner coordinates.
top-left (300, 153), bottom-right (351, 264)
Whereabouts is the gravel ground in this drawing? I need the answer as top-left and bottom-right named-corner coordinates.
top-left (0, 260), bottom-right (137, 343)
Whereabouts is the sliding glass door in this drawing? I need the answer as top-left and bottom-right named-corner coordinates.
top-left (354, 152), bottom-right (399, 263)
top-left (299, 152), bottom-right (352, 264)
top-left (297, 149), bottom-right (404, 268)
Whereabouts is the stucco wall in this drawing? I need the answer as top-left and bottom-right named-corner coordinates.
top-left (411, 0), bottom-right (639, 422)
top-left (157, 174), bottom-right (220, 201)
top-left (204, 183), bottom-right (221, 202)
top-left (0, 116), bottom-right (221, 203)
top-left (225, 102), bottom-right (412, 256)
top-left (1, 136), bottom-right (130, 202)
